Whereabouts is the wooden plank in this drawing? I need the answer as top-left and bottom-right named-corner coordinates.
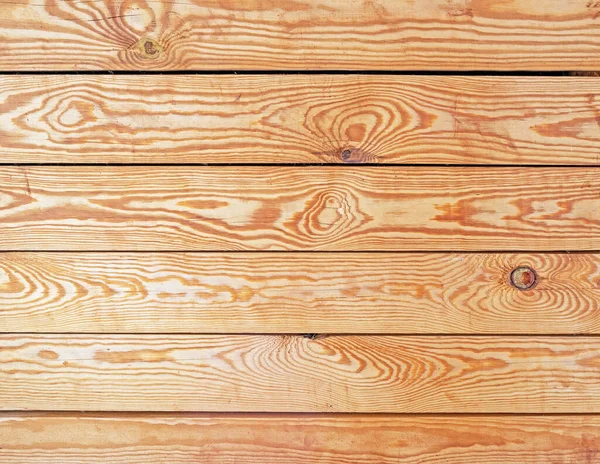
top-left (1, 1), bottom-right (600, 71)
top-left (1, 413), bottom-right (599, 464)
top-left (3, 75), bottom-right (600, 165)
top-left (1, 252), bottom-right (599, 334)
top-left (2, 335), bottom-right (600, 412)
top-left (0, 166), bottom-right (597, 251)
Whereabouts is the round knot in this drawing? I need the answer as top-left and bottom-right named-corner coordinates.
top-left (510, 266), bottom-right (538, 290)
top-left (136, 37), bottom-right (162, 59)
top-left (339, 147), bottom-right (371, 163)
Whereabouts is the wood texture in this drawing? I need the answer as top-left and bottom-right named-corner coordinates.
top-left (3, 75), bottom-right (600, 164)
top-left (1, 252), bottom-right (599, 334)
top-left (2, 413), bottom-right (599, 464)
top-left (2, 1), bottom-right (600, 70)
top-left (0, 166), bottom-right (597, 251)
top-left (2, 335), bottom-right (600, 413)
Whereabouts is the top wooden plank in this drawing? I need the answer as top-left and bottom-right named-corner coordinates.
top-left (1, 0), bottom-right (600, 71)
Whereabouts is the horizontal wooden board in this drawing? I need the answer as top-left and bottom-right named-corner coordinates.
top-left (1, 413), bottom-right (599, 464)
top-left (2, 335), bottom-right (600, 413)
top-left (1, 1), bottom-right (600, 70)
top-left (0, 167), bottom-right (597, 251)
top-left (1, 252), bottom-right (599, 334)
top-left (3, 75), bottom-right (600, 164)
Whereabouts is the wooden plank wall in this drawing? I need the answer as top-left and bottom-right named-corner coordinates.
top-left (1, 1), bottom-right (599, 462)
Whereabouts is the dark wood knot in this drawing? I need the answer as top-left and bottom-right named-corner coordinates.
top-left (510, 266), bottom-right (538, 290)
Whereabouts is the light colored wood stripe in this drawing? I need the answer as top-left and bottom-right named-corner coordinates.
top-left (0, 167), bottom-right (597, 251)
top-left (2, 75), bottom-right (600, 164)
top-left (2, 335), bottom-right (600, 412)
top-left (1, 1), bottom-right (600, 70)
top-left (1, 252), bottom-right (598, 334)
top-left (1, 413), bottom-right (599, 464)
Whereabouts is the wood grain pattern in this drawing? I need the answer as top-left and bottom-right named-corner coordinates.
top-left (3, 75), bottom-right (600, 164)
top-left (1, 252), bottom-right (599, 334)
top-left (2, 335), bottom-right (600, 413)
top-left (1, 0), bottom-right (600, 70)
top-left (0, 166), bottom-right (597, 251)
top-left (1, 413), bottom-right (599, 464)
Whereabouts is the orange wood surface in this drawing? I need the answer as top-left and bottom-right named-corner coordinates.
top-left (1, 1), bottom-right (599, 459)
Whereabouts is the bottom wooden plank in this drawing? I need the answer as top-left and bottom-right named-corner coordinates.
top-left (0, 413), bottom-right (598, 464)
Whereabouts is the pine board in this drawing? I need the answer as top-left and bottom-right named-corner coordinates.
top-left (0, 166), bottom-right (597, 251)
top-left (2, 75), bottom-right (600, 164)
top-left (3, 335), bottom-right (600, 413)
top-left (0, 252), bottom-right (598, 334)
top-left (1, 413), bottom-right (599, 463)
